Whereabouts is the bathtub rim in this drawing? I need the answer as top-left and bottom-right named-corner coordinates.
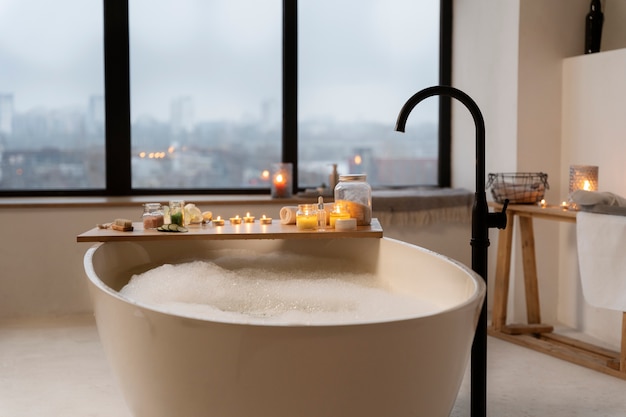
top-left (83, 237), bottom-right (485, 328)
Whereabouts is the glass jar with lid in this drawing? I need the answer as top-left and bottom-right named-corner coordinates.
top-left (334, 174), bottom-right (372, 226)
top-left (142, 203), bottom-right (165, 229)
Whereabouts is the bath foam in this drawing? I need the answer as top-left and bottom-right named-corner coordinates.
top-left (119, 251), bottom-right (442, 325)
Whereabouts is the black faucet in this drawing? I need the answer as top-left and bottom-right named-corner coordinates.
top-left (395, 85), bottom-right (507, 417)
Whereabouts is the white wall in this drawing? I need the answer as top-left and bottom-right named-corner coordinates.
top-left (453, 0), bottom-right (626, 349)
top-left (560, 49), bottom-right (626, 347)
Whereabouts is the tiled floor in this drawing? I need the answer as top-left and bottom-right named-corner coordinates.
top-left (2, 315), bottom-right (626, 417)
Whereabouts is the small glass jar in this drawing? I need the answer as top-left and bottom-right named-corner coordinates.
top-left (169, 200), bottom-right (185, 226)
top-left (142, 203), bottom-right (164, 229)
top-left (334, 174), bottom-right (372, 226)
top-left (296, 204), bottom-right (318, 230)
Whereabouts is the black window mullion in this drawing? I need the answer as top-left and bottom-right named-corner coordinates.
top-left (103, 0), bottom-right (132, 195)
top-left (439, 0), bottom-right (452, 188)
top-left (283, 0), bottom-right (298, 194)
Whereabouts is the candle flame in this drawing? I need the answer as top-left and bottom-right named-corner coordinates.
top-left (216, 216), bottom-right (221, 220)
top-left (275, 173), bottom-right (285, 184)
top-left (262, 215), bottom-right (266, 219)
top-left (583, 180), bottom-right (591, 191)
top-left (246, 212), bottom-right (250, 217)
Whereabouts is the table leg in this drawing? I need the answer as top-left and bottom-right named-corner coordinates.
top-left (491, 212), bottom-right (514, 331)
top-left (519, 216), bottom-right (542, 324)
top-left (621, 312), bottom-right (626, 373)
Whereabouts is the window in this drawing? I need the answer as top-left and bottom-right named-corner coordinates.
top-left (129, 0), bottom-right (282, 190)
top-left (0, 0), bottom-right (105, 193)
top-left (298, 0), bottom-right (440, 189)
top-left (0, 0), bottom-right (449, 196)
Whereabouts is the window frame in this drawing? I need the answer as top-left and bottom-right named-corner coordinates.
top-left (0, 0), bottom-right (451, 197)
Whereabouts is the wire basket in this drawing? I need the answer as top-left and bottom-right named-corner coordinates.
top-left (486, 172), bottom-right (549, 204)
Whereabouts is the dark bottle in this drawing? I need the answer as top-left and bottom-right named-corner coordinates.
top-left (585, 0), bottom-right (604, 54)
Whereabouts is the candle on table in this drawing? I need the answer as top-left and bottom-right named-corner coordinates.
top-left (212, 216), bottom-right (225, 226)
top-left (243, 212), bottom-right (255, 223)
top-left (539, 199), bottom-right (547, 208)
top-left (296, 204), bottom-right (318, 230)
top-left (260, 215), bottom-right (273, 225)
top-left (296, 214), bottom-right (318, 230)
top-left (329, 203), bottom-right (351, 228)
top-left (230, 215), bottom-right (242, 225)
top-left (561, 201), bottom-right (568, 210)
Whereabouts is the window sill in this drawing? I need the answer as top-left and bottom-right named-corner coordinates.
top-left (0, 188), bottom-right (472, 207)
top-left (0, 188), bottom-right (473, 226)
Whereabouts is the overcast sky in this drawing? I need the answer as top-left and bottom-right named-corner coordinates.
top-left (0, 0), bottom-right (439, 125)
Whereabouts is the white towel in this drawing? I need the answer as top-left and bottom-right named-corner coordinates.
top-left (280, 206), bottom-right (298, 224)
top-left (576, 211), bottom-right (626, 311)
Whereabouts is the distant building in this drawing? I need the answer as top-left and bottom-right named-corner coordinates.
top-left (86, 95), bottom-right (105, 136)
top-left (0, 94), bottom-right (14, 136)
top-left (170, 96), bottom-right (194, 136)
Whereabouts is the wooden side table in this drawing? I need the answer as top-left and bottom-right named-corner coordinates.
top-left (488, 203), bottom-right (626, 379)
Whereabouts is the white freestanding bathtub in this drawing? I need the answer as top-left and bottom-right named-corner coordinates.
top-left (84, 237), bottom-right (484, 417)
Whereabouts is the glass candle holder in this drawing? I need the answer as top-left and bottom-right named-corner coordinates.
top-left (329, 202), bottom-right (351, 228)
top-left (296, 204), bottom-right (318, 230)
top-left (569, 165), bottom-right (598, 193)
top-left (271, 163), bottom-right (293, 198)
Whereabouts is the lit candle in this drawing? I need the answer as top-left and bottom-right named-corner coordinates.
top-left (243, 212), bottom-right (255, 223)
top-left (230, 215), bottom-right (242, 225)
top-left (212, 216), bottom-right (225, 226)
top-left (561, 201), bottom-right (569, 210)
top-left (329, 203), bottom-right (351, 228)
top-left (297, 214), bottom-right (318, 230)
top-left (260, 215), bottom-right (273, 225)
top-left (296, 204), bottom-right (318, 230)
top-left (270, 163), bottom-right (293, 198)
top-left (539, 199), bottom-right (547, 208)
top-left (583, 180), bottom-right (591, 191)
top-left (273, 173), bottom-right (287, 198)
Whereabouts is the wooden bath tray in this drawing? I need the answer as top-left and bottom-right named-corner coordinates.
top-left (77, 218), bottom-right (383, 242)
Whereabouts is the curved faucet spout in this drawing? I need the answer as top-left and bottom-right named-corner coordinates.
top-left (395, 85), bottom-right (485, 193)
top-left (395, 85), bottom-right (506, 417)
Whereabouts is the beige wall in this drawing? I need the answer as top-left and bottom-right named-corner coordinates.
top-left (0, 202), bottom-right (471, 318)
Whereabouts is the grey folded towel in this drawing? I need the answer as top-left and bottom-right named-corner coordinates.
top-left (570, 190), bottom-right (626, 207)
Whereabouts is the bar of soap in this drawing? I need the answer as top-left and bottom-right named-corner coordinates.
top-left (335, 218), bottom-right (357, 231)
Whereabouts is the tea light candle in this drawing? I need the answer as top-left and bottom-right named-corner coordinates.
top-left (561, 201), bottom-right (569, 210)
top-left (212, 216), bottom-right (225, 226)
top-left (230, 215), bottom-right (242, 225)
top-left (260, 215), bottom-right (273, 225)
top-left (243, 212), bottom-right (255, 223)
top-left (539, 199), bottom-right (547, 208)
